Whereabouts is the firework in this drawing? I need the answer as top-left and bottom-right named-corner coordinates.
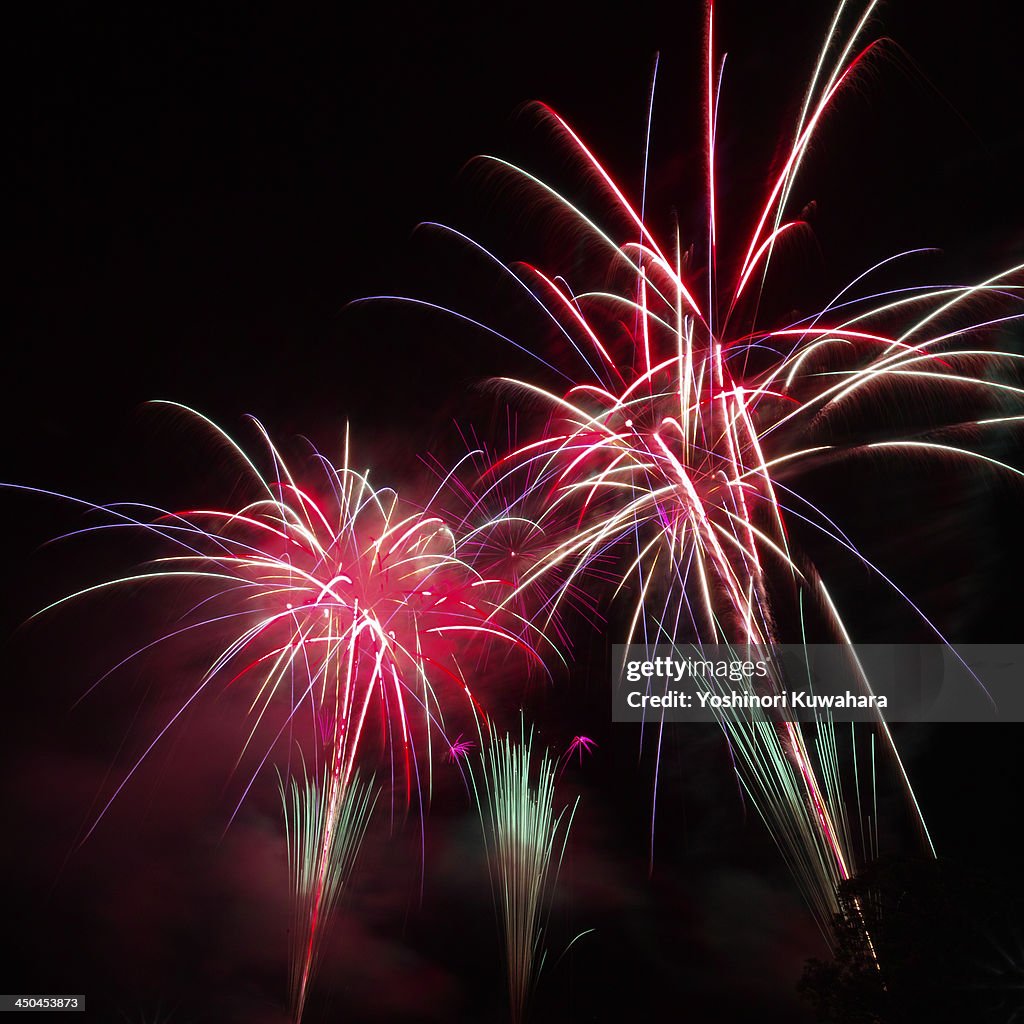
top-left (22, 404), bottom-right (546, 1020)
top-left (430, 426), bottom-right (611, 660)
top-left (563, 735), bottom-right (597, 766)
top-left (445, 732), bottom-right (476, 762)
top-left (471, 720), bottom-right (578, 1024)
top-left (392, 1), bottom-right (1023, 926)
top-left (280, 764), bottom-right (377, 1022)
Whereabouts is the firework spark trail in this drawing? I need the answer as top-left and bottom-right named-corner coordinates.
top-left (381, 1), bottom-right (1023, 926)
top-left (471, 721), bottom-right (578, 1024)
top-left (16, 404), bottom-right (549, 1020)
top-left (429, 426), bottom-right (613, 659)
top-left (280, 764), bottom-right (377, 1023)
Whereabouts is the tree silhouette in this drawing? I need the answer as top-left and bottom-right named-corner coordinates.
top-left (799, 857), bottom-right (1023, 1023)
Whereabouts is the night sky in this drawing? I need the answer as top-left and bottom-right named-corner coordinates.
top-left (4, 3), bottom-right (1023, 1022)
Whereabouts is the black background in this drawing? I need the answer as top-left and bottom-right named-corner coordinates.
top-left (4, 2), bottom-right (1022, 1021)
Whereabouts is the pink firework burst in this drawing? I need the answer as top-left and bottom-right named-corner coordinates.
top-left (565, 735), bottom-right (597, 765)
top-left (390, 1), bottom-right (1023, 927)
top-left (431, 424), bottom-right (612, 662)
top-left (34, 403), bottom-right (547, 1021)
top-left (445, 732), bottom-right (476, 762)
